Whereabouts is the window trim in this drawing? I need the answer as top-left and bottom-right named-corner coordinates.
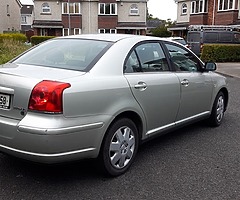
top-left (190, 0), bottom-right (207, 14)
top-left (182, 3), bottom-right (187, 15)
top-left (98, 3), bottom-right (117, 15)
top-left (98, 29), bottom-right (116, 34)
top-left (74, 28), bottom-right (81, 35)
top-left (21, 15), bottom-right (27, 24)
top-left (129, 4), bottom-right (139, 16)
top-left (218, 0), bottom-right (235, 11)
top-left (42, 3), bottom-right (51, 14)
top-left (63, 28), bottom-right (69, 36)
top-left (62, 2), bottom-right (81, 14)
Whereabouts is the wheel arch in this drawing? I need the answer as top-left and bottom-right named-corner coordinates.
top-left (219, 87), bottom-right (229, 111)
top-left (100, 111), bottom-right (144, 152)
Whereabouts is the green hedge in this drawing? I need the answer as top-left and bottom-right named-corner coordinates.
top-left (0, 40), bottom-right (30, 64)
top-left (0, 33), bottom-right (27, 43)
top-left (201, 44), bottom-right (240, 62)
top-left (30, 36), bottom-right (55, 45)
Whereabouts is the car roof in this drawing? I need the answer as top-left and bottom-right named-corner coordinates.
top-left (55, 34), bottom-right (169, 43)
top-left (165, 37), bottom-right (185, 40)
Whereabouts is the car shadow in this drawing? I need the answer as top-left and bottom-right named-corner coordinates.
top-left (0, 120), bottom-right (216, 181)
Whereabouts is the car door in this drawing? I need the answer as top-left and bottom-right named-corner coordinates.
top-left (123, 42), bottom-right (180, 137)
top-left (163, 42), bottom-right (214, 124)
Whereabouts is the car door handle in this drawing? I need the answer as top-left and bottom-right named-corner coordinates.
top-left (181, 79), bottom-right (189, 87)
top-left (134, 82), bottom-right (147, 91)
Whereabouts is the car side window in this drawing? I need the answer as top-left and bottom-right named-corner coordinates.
top-left (165, 43), bottom-right (202, 72)
top-left (124, 51), bottom-right (141, 73)
top-left (124, 42), bottom-right (169, 73)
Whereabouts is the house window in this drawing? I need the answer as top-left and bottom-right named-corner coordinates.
top-left (99, 29), bottom-right (116, 34)
top-left (63, 28), bottom-right (69, 36)
top-left (40, 28), bottom-right (48, 36)
top-left (42, 3), bottom-right (51, 13)
top-left (74, 28), bottom-right (81, 35)
top-left (130, 4), bottom-right (139, 15)
top-left (191, 0), bottom-right (207, 14)
top-left (62, 3), bottom-right (81, 14)
top-left (7, 5), bottom-right (10, 16)
top-left (182, 3), bottom-right (187, 15)
top-left (218, 0), bottom-right (235, 11)
top-left (99, 3), bottom-right (117, 15)
top-left (21, 16), bottom-right (27, 23)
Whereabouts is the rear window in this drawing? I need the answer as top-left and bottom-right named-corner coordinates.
top-left (13, 39), bottom-right (112, 71)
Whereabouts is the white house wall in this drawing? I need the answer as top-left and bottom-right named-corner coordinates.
top-left (176, 0), bottom-right (190, 23)
top-left (0, 0), bottom-right (21, 33)
top-left (81, 1), bottom-right (98, 34)
top-left (118, 1), bottom-right (147, 23)
top-left (34, 1), bottom-right (61, 21)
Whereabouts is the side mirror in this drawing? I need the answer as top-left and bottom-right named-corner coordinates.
top-left (205, 62), bottom-right (216, 71)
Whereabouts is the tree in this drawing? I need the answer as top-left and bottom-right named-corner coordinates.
top-left (151, 25), bottom-right (172, 37)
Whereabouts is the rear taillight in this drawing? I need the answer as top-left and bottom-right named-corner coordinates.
top-left (28, 80), bottom-right (71, 113)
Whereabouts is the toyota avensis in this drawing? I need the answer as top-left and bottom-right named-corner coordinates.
top-left (0, 34), bottom-right (228, 176)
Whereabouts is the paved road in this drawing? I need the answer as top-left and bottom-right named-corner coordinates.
top-left (0, 77), bottom-right (240, 200)
top-left (217, 62), bottom-right (240, 79)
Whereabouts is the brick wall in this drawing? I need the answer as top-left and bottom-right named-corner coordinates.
top-left (189, 0), bottom-right (239, 25)
top-left (215, 10), bottom-right (239, 25)
top-left (98, 16), bottom-right (118, 28)
top-left (62, 15), bottom-right (82, 28)
top-left (190, 14), bottom-right (208, 25)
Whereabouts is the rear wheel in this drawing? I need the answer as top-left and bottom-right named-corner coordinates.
top-left (100, 118), bottom-right (139, 176)
top-left (208, 91), bottom-right (225, 127)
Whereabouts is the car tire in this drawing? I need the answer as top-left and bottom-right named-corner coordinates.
top-left (100, 118), bottom-right (139, 176)
top-left (208, 91), bottom-right (225, 127)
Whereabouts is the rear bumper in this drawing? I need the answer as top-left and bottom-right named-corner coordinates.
top-left (0, 112), bottom-right (109, 163)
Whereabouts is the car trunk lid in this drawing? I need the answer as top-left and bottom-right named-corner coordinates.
top-left (0, 63), bottom-right (85, 120)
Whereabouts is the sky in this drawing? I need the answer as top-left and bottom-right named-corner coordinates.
top-left (147, 0), bottom-right (177, 21)
top-left (20, 0), bottom-right (177, 21)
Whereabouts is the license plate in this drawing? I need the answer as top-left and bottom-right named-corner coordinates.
top-left (0, 93), bottom-right (10, 109)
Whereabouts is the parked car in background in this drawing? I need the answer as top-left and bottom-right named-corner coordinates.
top-left (0, 34), bottom-right (228, 176)
top-left (187, 25), bottom-right (240, 56)
top-left (166, 37), bottom-right (189, 48)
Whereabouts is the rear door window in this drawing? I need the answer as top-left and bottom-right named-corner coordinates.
top-left (124, 42), bottom-right (169, 73)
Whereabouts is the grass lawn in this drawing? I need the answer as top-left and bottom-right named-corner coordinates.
top-left (0, 39), bottom-right (30, 65)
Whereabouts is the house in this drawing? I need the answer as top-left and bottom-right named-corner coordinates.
top-left (169, 0), bottom-right (240, 38)
top-left (32, 0), bottom-right (147, 36)
top-left (0, 0), bottom-right (22, 33)
top-left (20, 3), bottom-right (34, 32)
top-left (32, 0), bottom-right (63, 36)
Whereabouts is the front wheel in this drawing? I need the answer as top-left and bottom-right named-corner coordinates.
top-left (100, 118), bottom-right (139, 176)
top-left (208, 91), bottom-right (225, 127)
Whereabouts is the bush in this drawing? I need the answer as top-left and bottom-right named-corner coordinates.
top-left (0, 39), bottom-right (30, 64)
top-left (31, 36), bottom-right (55, 45)
top-left (0, 33), bottom-right (27, 43)
top-left (201, 44), bottom-right (240, 62)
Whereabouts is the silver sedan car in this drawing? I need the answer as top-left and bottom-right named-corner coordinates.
top-left (0, 34), bottom-right (228, 176)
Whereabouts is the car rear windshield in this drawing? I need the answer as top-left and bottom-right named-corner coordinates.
top-left (13, 39), bottom-right (112, 71)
